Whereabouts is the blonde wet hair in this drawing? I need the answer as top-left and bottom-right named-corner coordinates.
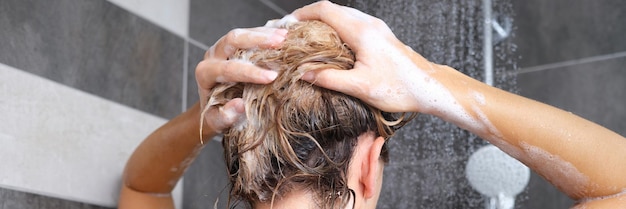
top-left (205, 20), bottom-right (415, 208)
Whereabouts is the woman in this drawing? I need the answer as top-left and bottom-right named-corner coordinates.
top-left (119, 2), bottom-right (626, 208)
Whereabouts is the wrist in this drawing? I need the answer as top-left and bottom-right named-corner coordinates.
top-left (403, 50), bottom-right (453, 115)
top-left (418, 63), bottom-right (493, 133)
top-left (186, 103), bottom-right (217, 145)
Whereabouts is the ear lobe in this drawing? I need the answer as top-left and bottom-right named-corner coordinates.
top-left (362, 136), bottom-right (386, 199)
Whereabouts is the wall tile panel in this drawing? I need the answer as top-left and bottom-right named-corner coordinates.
top-left (512, 0), bottom-right (626, 67)
top-left (0, 0), bottom-right (183, 119)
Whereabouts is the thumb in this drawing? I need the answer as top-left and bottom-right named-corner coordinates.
top-left (204, 98), bottom-right (246, 134)
top-left (301, 68), bottom-right (365, 99)
top-left (220, 98), bottom-right (246, 128)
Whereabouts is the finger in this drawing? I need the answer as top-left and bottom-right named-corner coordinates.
top-left (301, 67), bottom-right (368, 100)
top-left (218, 98), bottom-right (246, 127)
top-left (290, 1), bottom-right (376, 51)
top-left (267, 15), bottom-right (298, 28)
top-left (291, 1), bottom-right (350, 32)
top-left (207, 27), bottom-right (287, 59)
top-left (195, 59), bottom-right (278, 90)
top-left (204, 98), bottom-right (246, 132)
top-left (223, 98), bottom-right (245, 117)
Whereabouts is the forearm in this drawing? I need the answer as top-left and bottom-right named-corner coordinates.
top-left (122, 102), bottom-right (217, 193)
top-left (423, 62), bottom-right (626, 200)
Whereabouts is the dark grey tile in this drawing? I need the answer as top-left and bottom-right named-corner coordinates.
top-left (183, 139), bottom-right (236, 209)
top-left (378, 157), bottom-right (485, 209)
top-left (525, 172), bottom-right (575, 209)
top-left (264, 0), bottom-right (350, 14)
top-left (265, 0), bottom-right (316, 14)
top-left (512, 0), bottom-right (626, 67)
top-left (0, 187), bottom-right (111, 209)
top-left (517, 57), bottom-right (626, 136)
top-left (186, 44), bottom-right (205, 109)
top-left (0, 0), bottom-right (184, 119)
top-left (189, 0), bottom-right (282, 46)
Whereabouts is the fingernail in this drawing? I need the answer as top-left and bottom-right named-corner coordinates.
top-left (264, 70), bottom-right (278, 81)
top-left (222, 105), bottom-right (238, 122)
top-left (268, 30), bottom-right (287, 47)
top-left (275, 28), bottom-right (288, 37)
top-left (301, 71), bottom-right (314, 81)
top-left (232, 99), bottom-right (245, 113)
top-left (271, 34), bottom-right (286, 45)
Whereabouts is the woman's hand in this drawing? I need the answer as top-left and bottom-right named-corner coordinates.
top-left (290, 1), bottom-right (439, 113)
top-left (195, 27), bottom-right (286, 133)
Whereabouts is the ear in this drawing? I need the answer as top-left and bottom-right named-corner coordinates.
top-left (361, 136), bottom-right (386, 199)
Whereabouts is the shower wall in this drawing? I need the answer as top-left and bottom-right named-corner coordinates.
top-left (0, 0), bottom-right (188, 208)
top-left (2, 0), bottom-right (622, 208)
top-left (513, 0), bottom-right (626, 208)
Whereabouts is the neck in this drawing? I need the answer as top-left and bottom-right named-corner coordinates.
top-left (255, 190), bottom-right (317, 209)
top-left (253, 189), bottom-right (356, 209)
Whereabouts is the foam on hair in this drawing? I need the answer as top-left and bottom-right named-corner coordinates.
top-left (205, 21), bottom-right (415, 208)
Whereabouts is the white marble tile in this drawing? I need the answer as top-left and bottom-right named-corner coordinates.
top-left (107, 0), bottom-right (189, 38)
top-left (0, 63), bottom-right (182, 208)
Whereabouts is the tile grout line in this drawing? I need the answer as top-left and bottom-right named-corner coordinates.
top-left (516, 51), bottom-right (626, 75)
top-left (182, 40), bottom-right (189, 113)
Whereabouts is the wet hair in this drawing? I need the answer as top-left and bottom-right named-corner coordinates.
top-left (205, 21), bottom-right (415, 208)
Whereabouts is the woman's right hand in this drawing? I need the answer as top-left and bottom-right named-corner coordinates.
top-left (291, 1), bottom-right (443, 113)
top-left (292, 3), bottom-right (626, 206)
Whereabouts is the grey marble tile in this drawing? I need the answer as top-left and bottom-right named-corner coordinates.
top-left (0, 0), bottom-right (184, 119)
top-left (0, 187), bottom-right (111, 209)
top-left (512, 0), bottom-right (626, 68)
top-left (189, 0), bottom-right (282, 46)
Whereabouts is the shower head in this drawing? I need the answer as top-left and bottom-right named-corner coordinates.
top-left (466, 145), bottom-right (530, 209)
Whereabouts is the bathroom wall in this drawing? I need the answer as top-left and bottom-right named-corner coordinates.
top-left (1, 0), bottom-right (623, 208)
top-left (0, 0), bottom-right (189, 208)
top-left (512, 0), bottom-right (626, 208)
